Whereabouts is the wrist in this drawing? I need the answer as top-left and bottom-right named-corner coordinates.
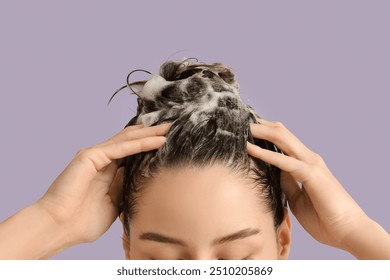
top-left (342, 215), bottom-right (390, 259)
top-left (32, 202), bottom-right (75, 258)
top-left (0, 203), bottom-right (73, 259)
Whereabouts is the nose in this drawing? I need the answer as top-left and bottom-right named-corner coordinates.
top-left (188, 251), bottom-right (215, 260)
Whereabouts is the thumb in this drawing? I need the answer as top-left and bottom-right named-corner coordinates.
top-left (280, 171), bottom-right (302, 214)
top-left (108, 166), bottom-right (124, 217)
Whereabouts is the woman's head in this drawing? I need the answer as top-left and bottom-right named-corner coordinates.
top-left (117, 59), bottom-right (291, 259)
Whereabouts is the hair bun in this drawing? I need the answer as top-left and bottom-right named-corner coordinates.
top-left (131, 58), bottom-right (256, 127)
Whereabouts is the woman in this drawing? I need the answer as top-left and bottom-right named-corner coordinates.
top-left (0, 59), bottom-right (389, 259)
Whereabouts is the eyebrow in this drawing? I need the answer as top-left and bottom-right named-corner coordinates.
top-left (213, 228), bottom-right (261, 245)
top-left (138, 228), bottom-right (261, 247)
top-left (139, 232), bottom-right (186, 246)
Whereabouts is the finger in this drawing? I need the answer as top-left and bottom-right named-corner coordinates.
top-left (248, 142), bottom-right (347, 208)
top-left (109, 135), bottom-right (166, 157)
top-left (124, 123), bottom-right (144, 130)
top-left (254, 118), bottom-right (272, 125)
top-left (255, 118), bottom-right (286, 126)
top-left (106, 123), bottom-right (171, 145)
top-left (123, 122), bottom-right (171, 138)
top-left (250, 122), bottom-right (313, 162)
top-left (92, 136), bottom-right (167, 171)
top-left (247, 142), bottom-right (309, 182)
top-left (255, 118), bottom-right (290, 128)
top-left (247, 142), bottom-right (300, 172)
top-left (103, 124), bottom-right (144, 142)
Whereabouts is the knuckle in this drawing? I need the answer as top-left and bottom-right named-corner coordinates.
top-left (75, 148), bottom-right (88, 157)
top-left (311, 152), bottom-right (325, 166)
top-left (75, 147), bottom-right (93, 160)
top-left (75, 147), bottom-right (110, 171)
top-left (273, 121), bottom-right (285, 129)
top-left (123, 129), bottom-right (136, 139)
top-left (270, 124), bottom-right (285, 141)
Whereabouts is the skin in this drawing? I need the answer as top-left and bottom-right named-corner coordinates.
top-left (0, 123), bottom-right (171, 259)
top-left (122, 165), bottom-right (291, 260)
top-left (0, 120), bottom-right (389, 259)
top-left (247, 119), bottom-right (390, 259)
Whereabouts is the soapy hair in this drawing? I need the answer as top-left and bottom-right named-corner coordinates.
top-left (114, 59), bottom-right (285, 236)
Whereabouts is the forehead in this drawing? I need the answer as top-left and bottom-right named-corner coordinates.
top-left (130, 164), bottom-right (274, 240)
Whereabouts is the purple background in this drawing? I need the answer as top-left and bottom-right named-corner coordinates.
top-left (1, 1), bottom-right (389, 259)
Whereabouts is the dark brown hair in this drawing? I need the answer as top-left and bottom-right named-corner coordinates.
top-left (115, 59), bottom-right (285, 236)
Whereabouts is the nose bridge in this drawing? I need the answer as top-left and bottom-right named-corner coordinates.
top-left (190, 254), bottom-right (213, 260)
top-left (188, 247), bottom-right (215, 260)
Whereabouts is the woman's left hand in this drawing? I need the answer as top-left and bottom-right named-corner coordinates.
top-left (247, 119), bottom-right (390, 259)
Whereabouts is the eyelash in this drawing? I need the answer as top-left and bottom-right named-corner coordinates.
top-left (150, 256), bottom-right (252, 260)
top-left (218, 255), bottom-right (252, 260)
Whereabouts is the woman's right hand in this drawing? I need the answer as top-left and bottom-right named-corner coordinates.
top-left (38, 123), bottom-right (171, 246)
top-left (0, 123), bottom-right (170, 259)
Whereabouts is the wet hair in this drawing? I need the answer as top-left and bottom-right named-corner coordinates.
top-left (114, 59), bottom-right (285, 237)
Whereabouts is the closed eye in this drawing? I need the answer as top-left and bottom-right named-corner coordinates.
top-left (218, 255), bottom-right (252, 260)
